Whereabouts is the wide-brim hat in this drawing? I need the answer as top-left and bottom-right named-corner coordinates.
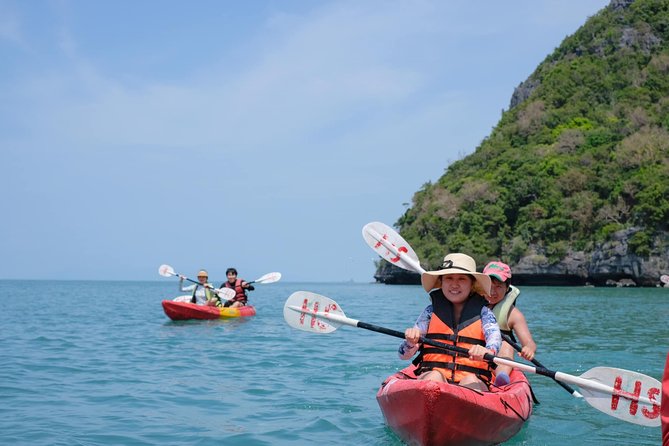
top-left (421, 253), bottom-right (491, 296)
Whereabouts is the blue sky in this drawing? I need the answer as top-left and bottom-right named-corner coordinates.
top-left (0, 0), bottom-right (610, 282)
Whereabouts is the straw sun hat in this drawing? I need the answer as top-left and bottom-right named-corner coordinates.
top-left (420, 253), bottom-right (491, 296)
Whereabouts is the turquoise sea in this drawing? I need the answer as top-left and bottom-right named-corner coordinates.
top-left (1, 280), bottom-right (667, 445)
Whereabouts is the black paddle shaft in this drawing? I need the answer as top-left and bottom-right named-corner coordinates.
top-left (501, 334), bottom-right (578, 395)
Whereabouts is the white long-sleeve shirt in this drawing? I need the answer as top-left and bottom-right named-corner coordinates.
top-left (179, 279), bottom-right (211, 305)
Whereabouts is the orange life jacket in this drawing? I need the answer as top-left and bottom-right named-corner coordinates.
top-left (224, 279), bottom-right (247, 303)
top-left (418, 290), bottom-right (494, 384)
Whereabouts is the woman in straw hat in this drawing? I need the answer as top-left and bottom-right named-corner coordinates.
top-left (399, 253), bottom-right (502, 391)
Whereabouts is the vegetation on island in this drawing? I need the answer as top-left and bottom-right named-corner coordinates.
top-left (393, 0), bottom-right (669, 273)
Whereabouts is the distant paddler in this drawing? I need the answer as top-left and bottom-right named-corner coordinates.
top-left (180, 269), bottom-right (218, 306)
top-left (219, 268), bottom-right (282, 308)
top-left (220, 268), bottom-right (254, 308)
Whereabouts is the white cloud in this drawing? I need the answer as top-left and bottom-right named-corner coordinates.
top-left (10, 2), bottom-right (458, 154)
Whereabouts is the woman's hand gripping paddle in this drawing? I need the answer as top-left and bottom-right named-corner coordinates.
top-left (283, 291), bottom-right (662, 427)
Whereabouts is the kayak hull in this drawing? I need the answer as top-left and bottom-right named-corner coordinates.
top-left (162, 300), bottom-right (256, 320)
top-left (376, 366), bottom-right (532, 446)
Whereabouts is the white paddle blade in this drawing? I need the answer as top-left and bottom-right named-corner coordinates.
top-left (159, 264), bottom-right (175, 277)
top-left (283, 291), bottom-right (346, 334)
top-left (660, 274), bottom-right (669, 284)
top-left (577, 367), bottom-right (661, 427)
top-left (214, 287), bottom-right (236, 300)
top-left (362, 222), bottom-right (424, 274)
top-left (255, 272), bottom-right (282, 284)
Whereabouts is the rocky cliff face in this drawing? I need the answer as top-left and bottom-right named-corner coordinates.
top-left (513, 228), bottom-right (669, 286)
top-left (374, 262), bottom-right (420, 285)
top-left (376, 228), bottom-right (669, 286)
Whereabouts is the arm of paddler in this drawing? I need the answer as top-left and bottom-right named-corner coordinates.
top-left (508, 307), bottom-right (537, 361)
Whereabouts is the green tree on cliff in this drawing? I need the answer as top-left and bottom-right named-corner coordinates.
top-left (393, 0), bottom-right (669, 278)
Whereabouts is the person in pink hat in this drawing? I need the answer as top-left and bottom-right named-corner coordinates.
top-left (399, 253), bottom-right (502, 392)
top-left (483, 261), bottom-right (537, 386)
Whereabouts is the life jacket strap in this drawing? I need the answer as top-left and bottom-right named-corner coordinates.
top-left (425, 333), bottom-right (486, 347)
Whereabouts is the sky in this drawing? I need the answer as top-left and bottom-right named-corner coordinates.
top-left (0, 0), bottom-right (611, 283)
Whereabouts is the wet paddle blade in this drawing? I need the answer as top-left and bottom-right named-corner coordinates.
top-left (254, 272), bottom-right (282, 284)
top-left (577, 367), bottom-right (661, 427)
top-left (159, 264), bottom-right (175, 277)
top-left (362, 222), bottom-right (424, 274)
top-left (283, 291), bottom-right (347, 334)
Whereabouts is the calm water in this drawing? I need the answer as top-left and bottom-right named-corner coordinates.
top-left (1, 280), bottom-right (667, 445)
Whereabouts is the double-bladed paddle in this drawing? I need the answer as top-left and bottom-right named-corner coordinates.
top-left (283, 291), bottom-right (662, 427)
top-left (158, 264), bottom-right (236, 301)
top-left (362, 221), bottom-right (584, 398)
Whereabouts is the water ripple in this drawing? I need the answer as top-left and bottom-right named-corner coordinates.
top-left (0, 281), bottom-right (665, 445)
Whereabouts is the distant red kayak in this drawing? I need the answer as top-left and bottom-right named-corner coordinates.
top-left (162, 299), bottom-right (256, 321)
top-left (376, 365), bottom-right (533, 446)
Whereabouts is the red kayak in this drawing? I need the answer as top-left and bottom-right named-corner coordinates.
top-left (663, 353), bottom-right (669, 446)
top-left (376, 365), bottom-right (533, 446)
top-left (162, 299), bottom-right (256, 321)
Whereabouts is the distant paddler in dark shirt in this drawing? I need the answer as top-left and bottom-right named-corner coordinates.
top-left (219, 267), bottom-right (254, 308)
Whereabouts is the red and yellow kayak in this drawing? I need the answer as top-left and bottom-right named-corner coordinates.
top-left (162, 298), bottom-right (256, 321)
top-left (376, 365), bottom-right (533, 446)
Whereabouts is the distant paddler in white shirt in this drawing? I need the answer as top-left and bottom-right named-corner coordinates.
top-left (179, 269), bottom-right (218, 306)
